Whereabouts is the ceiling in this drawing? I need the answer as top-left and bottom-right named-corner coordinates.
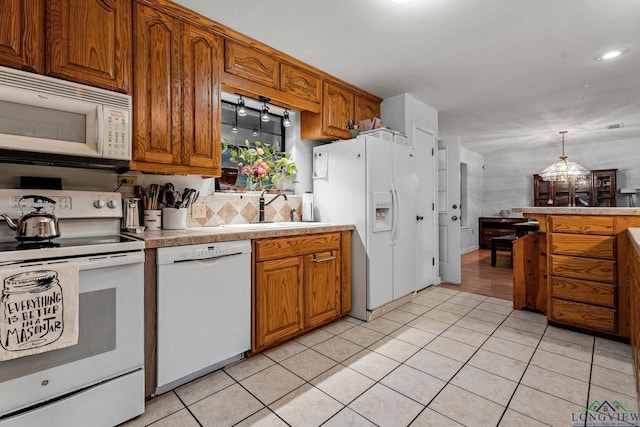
top-left (173, 0), bottom-right (640, 154)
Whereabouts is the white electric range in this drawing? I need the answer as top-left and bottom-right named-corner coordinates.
top-left (0, 189), bottom-right (145, 427)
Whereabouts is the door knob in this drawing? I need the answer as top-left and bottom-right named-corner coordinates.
top-left (452, 204), bottom-right (458, 209)
top-left (416, 215), bottom-right (424, 221)
top-left (451, 215), bottom-right (458, 221)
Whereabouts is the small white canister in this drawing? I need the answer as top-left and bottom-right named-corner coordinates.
top-left (162, 208), bottom-right (187, 230)
top-left (302, 192), bottom-right (314, 222)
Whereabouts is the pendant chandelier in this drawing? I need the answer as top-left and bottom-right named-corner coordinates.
top-left (539, 131), bottom-right (590, 182)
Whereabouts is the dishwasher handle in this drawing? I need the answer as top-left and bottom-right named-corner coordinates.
top-left (173, 251), bottom-right (246, 263)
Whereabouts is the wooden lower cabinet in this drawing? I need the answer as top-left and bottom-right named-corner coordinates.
top-left (252, 232), bottom-right (350, 353)
top-left (255, 257), bottom-right (304, 350)
top-left (304, 250), bottom-right (340, 329)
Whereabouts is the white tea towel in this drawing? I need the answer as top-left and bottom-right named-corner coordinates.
top-left (0, 262), bottom-right (79, 361)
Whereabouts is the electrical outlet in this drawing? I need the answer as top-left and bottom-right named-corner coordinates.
top-left (117, 174), bottom-right (138, 187)
top-left (191, 203), bottom-right (207, 219)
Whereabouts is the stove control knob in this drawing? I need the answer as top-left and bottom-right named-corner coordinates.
top-left (94, 199), bottom-right (106, 209)
top-left (107, 199), bottom-right (118, 209)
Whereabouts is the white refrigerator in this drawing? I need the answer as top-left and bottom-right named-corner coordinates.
top-left (313, 134), bottom-right (417, 320)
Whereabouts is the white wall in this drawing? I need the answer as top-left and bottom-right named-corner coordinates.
top-left (460, 147), bottom-right (484, 253)
top-left (480, 137), bottom-right (640, 215)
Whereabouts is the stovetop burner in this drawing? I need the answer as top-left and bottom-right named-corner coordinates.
top-left (16, 241), bottom-right (61, 250)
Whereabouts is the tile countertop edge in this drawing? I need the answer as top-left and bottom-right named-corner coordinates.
top-left (124, 224), bottom-right (355, 249)
top-left (630, 228), bottom-right (640, 255)
top-left (512, 207), bottom-right (640, 215)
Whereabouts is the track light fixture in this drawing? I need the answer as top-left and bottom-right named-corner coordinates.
top-left (237, 95), bottom-right (247, 117)
top-left (231, 104), bottom-right (239, 133)
top-left (283, 109), bottom-right (291, 127)
top-left (259, 96), bottom-right (270, 123)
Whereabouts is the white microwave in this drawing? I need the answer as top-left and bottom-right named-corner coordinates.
top-left (0, 66), bottom-right (132, 170)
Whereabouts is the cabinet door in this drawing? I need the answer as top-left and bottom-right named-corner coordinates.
top-left (355, 94), bottom-right (380, 124)
top-left (304, 250), bottom-right (340, 329)
top-left (280, 63), bottom-right (321, 104)
top-left (0, 0), bottom-right (44, 73)
top-left (322, 81), bottom-right (354, 140)
top-left (47, 0), bottom-right (131, 93)
top-left (255, 257), bottom-right (304, 350)
top-left (592, 170), bottom-right (617, 207)
top-left (133, 1), bottom-right (181, 166)
top-left (181, 22), bottom-right (222, 173)
top-left (224, 40), bottom-right (279, 89)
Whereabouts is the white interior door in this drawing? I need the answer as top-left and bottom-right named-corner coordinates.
top-left (415, 127), bottom-right (436, 290)
top-left (438, 138), bottom-right (461, 284)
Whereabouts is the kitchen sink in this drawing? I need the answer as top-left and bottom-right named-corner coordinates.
top-left (221, 222), bottom-right (332, 230)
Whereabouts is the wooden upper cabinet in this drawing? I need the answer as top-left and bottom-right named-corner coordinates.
top-left (281, 63), bottom-right (321, 104)
top-left (0, 0), bottom-right (44, 73)
top-left (301, 80), bottom-right (381, 140)
top-left (224, 40), bottom-right (278, 89)
top-left (181, 22), bottom-right (222, 172)
top-left (47, 0), bottom-right (131, 93)
top-left (132, 1), bottom-right (181, 167)
top-left (321, 81), bottom-right (354, 140)
top-left (355, 94), bottom-right (381, 124)
top-left (132, 0), bottom-right (222, 176)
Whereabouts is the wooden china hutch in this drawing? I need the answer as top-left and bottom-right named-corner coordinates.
top-left (533, 169), bottom-right (617, 207)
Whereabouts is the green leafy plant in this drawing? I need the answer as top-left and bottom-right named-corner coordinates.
top-left (222, 139), bottom-right (296, 189)
top-left (270, 153), bottom-right (298, 187)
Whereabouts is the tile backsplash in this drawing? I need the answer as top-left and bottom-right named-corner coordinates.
top-left (186, 193), bottom-right (302, 227)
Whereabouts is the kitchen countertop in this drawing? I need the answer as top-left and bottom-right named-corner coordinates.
top-left (513, 207), bottom-right (640, 215)
top-left (124, 223), bottom-right (355, 249)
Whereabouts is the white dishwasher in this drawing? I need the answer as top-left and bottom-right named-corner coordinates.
top-left (156, 240), bottom-right (251, 394)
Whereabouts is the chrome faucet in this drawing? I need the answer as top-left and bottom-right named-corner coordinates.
top-left (258, 190), bottom-right (288, 222)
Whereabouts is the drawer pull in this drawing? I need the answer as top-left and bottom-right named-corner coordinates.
top-left (313, 251), bottom-right (336, 263)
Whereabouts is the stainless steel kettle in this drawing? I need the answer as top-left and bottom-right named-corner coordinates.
top-left (0, 195), bottom-right (61, 241)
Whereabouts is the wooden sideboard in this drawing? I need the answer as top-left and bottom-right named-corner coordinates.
top-left (479, 217), bottom-right (526, 248)
top-left (513, 208), bottom-right (640, 339)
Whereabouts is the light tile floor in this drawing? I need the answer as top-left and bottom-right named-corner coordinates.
top-left (121, 286), bottom-right (639, 427)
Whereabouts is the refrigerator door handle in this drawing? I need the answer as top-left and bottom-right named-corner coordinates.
top-left (391, 184), bottom-right (399, 243)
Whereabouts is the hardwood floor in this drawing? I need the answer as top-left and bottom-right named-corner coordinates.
top-left (441, 249), bottom-right (514, 301)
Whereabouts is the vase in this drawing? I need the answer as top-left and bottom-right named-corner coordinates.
top-left (243, 175), bottom-right (256, 191)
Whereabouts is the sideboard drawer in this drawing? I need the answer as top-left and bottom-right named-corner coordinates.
top-left (550, 233), bottom-right (616, 259)
top-left (551, 276), bottom-right (616, 308)
top-left (550, 215), bottom-right (614, 235)
top-left (550, 254), bottom-right (616, 283)
top-left (550, 298), bottom-right (616, 334)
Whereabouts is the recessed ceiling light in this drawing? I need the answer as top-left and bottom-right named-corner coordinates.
top-left (596, 48), bottom-right (628, 61)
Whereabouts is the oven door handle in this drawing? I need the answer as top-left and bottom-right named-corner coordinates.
top-left (15, 252), bottom-right (144, 271)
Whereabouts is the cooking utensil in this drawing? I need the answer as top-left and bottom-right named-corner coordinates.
top-left (0, 195), bottom-right (61, 241)
top-left (165, 183), bottom-right (175, 207)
